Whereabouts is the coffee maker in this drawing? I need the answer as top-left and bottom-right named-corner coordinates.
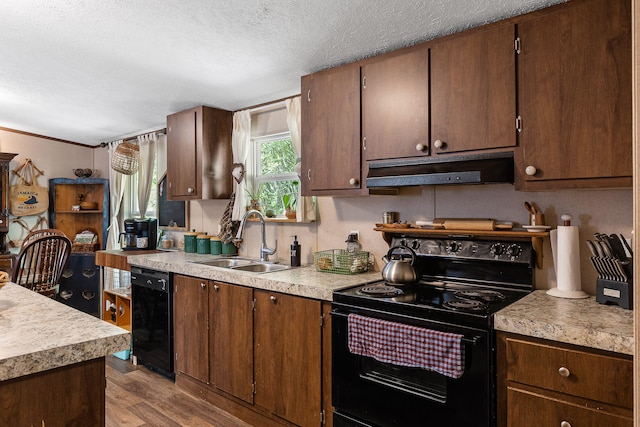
top-left (120, 218), bottom-right (157, 250)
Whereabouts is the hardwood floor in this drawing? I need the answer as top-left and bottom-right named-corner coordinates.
top-left (105, 356), bottom-right (251, 427)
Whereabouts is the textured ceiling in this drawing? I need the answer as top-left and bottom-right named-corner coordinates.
top-left (0, 0), bottom-right (565, 146)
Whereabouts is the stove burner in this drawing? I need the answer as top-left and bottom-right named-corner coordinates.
top-left (359, 284), bottom-right (403, 297)
top-left (443, 299), bottom-right (486, 311)
top-left (454, 289), bottom-right (505, 302)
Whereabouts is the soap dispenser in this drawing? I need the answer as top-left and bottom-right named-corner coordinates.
top-left (290, 235), bottom-right (301, 267)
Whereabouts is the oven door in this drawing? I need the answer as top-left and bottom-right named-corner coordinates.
top-left (331, 304), bottom-right (493, 427)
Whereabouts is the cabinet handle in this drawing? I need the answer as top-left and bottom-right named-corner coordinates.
top-left (416, 143), bottom-right (426, 152)
top-left (307, 89), bottom-right (311, 102)
top-left (362, 137), bottom-right (367, 151)
top-left (362, 76), bottom-right (367, 89)
top-left (433, 139), bottom-right (444, 149)
top-left (187, 187), bottom-right (195, 194)
top-left (307, 169), bottom-right (311, 181)
top-left (200, 282), bottom-right (206, 289)
top-left (525, 165), bottom-right (537, 176)
top-left (270, 295), bottom-right (277, 304)
top-left (349, 178), bottom-right (358, 186)
top-left (558, 366), bottom-right (570, 377)
top-left (213, 285), bottom-right (220, 292)
top-left (560, 421), bottom-right (571, 427)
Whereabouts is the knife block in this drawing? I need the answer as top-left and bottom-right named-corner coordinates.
top-left (596, 278), bottom-right (632, 309)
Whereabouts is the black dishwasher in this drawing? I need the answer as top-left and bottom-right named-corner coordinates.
top-left (131, 266), bottom-right (174, 380)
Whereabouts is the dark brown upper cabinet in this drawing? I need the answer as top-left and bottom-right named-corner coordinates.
top-left (515, 0), bottom-right (632, 190)
top-left (301, 65), bottom-right (364, 196)
top-left (166, 106), bottom-right (233, 200)
top-left (431, 24), bottom-right (517, 155)
top-left (361, 47), bottom-right (430, 161)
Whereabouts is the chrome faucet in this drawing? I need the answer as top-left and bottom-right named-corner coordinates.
top-left (235, 209), bottom-right (277, 262)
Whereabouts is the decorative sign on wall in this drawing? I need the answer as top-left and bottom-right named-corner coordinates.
top-left (10, 159), bottom-right (48, 216)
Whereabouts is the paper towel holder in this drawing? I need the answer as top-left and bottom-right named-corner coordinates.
top-left (546, 214), bottom-right (589, 299)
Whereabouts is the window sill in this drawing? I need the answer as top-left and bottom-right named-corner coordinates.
top-left (246, 217), bottom-right (313, 224)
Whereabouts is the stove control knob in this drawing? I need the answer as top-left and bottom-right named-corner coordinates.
top-left (507, 244), bottom-right (522, 258)
top-left (447, 241), bottom-right (461, 254)
top-left (490, 243), bottom-right (504, 256)
top-left (410, 239), bottom-right (420, 250)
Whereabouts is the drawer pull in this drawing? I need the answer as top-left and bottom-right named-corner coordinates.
top-left (558, 367), bottom-right (570, 377)
top-left (560, 421), bottom-right (571, 427)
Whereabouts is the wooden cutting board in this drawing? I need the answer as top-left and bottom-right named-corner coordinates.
top-left (432, 218), bottom-right (513, 231)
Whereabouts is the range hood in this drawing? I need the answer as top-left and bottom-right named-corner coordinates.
top-left (366, 151), bottom-right (514, 188)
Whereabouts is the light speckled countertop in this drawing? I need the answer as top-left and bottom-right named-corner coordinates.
top-left (494, 290), bottom-right (633, 355)
top-left (0, 283), bottom-right (131, 381)
top-left (126, 251), bottom-right (382, 301)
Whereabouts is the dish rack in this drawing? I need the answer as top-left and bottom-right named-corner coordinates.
top-left (314, 249), bottom-right (370, 275)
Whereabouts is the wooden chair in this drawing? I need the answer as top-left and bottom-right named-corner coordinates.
top-left (12, 234), bottom-right (72, 298)
top-left (22, 228), bottom-right (67, 247)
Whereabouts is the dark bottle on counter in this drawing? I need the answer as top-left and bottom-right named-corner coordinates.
top-left (290, 235), bottom-right (301, 267)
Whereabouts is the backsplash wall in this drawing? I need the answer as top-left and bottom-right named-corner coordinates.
top-left (193, 184), bottom-right (632, 295)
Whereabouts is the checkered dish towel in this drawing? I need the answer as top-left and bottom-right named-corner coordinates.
top-left (347, 313), bottom-right (465, 379)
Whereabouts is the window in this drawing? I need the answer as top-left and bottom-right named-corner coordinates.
top-left (251, 131), bottom-right (298, 216)
top-left (125, 156), bottom-right (158, 219)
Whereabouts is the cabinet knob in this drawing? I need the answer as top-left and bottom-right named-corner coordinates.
top-left (213, 285), bottom-right (220, 292)
top-left (558, 366), bottom-right (570, 377)
top-left (560, 421), bottom-right (571, 427)
top-left (270, 295), bottom-right (277, 304)
top-left (349, 178), bottom-right (358, 186)
top-left (433, 139), bottom-right (444, 149)
top-left (525, 165), bottom-right (537, 176)
top-left (187, 187), bottom-right (195, 194)
top-left (416, 143), bottom-right (426, 152)
top-left (200, 282), bottom-right (206, 289)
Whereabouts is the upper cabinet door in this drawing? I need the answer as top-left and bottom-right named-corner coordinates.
top-left (430, 24), bottom-right (517, 155)
top-left (166, 106), bottom-right (233, 200)
top-left (362, 48), bottom-right (430, 161)
top-left (301, 65), bottom-right (363, 195)
top-left (516, 0), bottom-right (631, 189)
top-left (167, 108), bottom-right (199, 199)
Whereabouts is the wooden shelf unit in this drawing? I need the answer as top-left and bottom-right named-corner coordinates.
top-left (102, 289), bottom-right (131, 331)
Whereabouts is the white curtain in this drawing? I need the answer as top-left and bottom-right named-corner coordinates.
top-left (106, 140), bottom-right (128, 250)
top-left (286, 96), bottom-right (316, 222)
top-left (136, 132), bottom-right (159, 218)
top-left (231, 110), bottom-right (252, 221)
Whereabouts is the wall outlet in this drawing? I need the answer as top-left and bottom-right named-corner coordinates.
top-left (349, 230), bottom-right (359, 240)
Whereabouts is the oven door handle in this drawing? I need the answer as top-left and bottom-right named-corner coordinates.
top-left (331, 309), bottom-right (483, 346)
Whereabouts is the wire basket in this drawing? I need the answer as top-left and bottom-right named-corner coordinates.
top-left (314, 249), bottom-right (370, 275)
top-left (111, 141), bottom-right (139, 175)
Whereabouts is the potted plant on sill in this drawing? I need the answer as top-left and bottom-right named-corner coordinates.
top-left (245, 185), bottom-right (263, 212)
top-left (283, 193), bottom-right (297, 219)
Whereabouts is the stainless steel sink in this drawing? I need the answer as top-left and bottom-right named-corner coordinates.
top-left (193, 257), bottom-right (289, 273)
top-left (231, 263), bottom-right (290, 273)
top-left (194, 257), bottom-right (254, 268)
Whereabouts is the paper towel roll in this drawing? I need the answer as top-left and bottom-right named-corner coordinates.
top-left (547, 225), bottom-right (589, 298)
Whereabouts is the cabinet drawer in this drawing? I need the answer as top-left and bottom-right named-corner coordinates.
top-left (507, 387), bottom-right (632, 427)
top-left (505, 337), bottom-right (632, 408)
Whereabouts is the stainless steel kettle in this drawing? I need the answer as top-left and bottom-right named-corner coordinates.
top-left (381, 245), bottom-right (417, 284)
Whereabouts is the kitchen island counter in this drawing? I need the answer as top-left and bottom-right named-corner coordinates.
top-left (123, 250), bottom-right (382, 301)
top-left (0, 283), bottom-right (130, 381)
top-left (494, 290), bottom-right (633, 355)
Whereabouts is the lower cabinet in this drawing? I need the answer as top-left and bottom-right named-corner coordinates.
top-left (254, 289), bottom-right (322, 427)
top-left (173, 275), bottom-right (209, 383)
top-left (211, 281), bottom-right (254, 403)
top-left (173, 274), bottom-right (328, 426)
top-left (497, 332), bottom-right (633, 427)
top-left (56, 253), bottom-right (100, 317)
